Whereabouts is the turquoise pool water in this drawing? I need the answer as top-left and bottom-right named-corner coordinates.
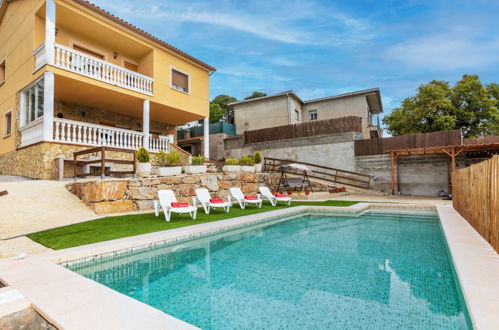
top-left (67, 211), bottom-right (471, 329)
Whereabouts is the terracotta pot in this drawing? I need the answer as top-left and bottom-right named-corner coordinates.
top-left (287, 190), bottom-right (293, 195)
top-left (305, 191), bottom-right (311, 195)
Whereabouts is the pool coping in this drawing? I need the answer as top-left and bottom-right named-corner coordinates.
top-left (0, 203), bottom-right (496, 329)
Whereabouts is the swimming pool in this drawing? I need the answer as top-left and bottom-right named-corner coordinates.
top-left (66, 211), bottom-right (471, 329)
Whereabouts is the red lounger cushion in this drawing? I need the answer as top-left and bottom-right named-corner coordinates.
top-left (171, 202), bottom-right (189, 208)
top-left (210, 198), bottom-right (224, 204)
top-left (275, 194), bottom-right (288, 198)
top-left (244, 195), bottom-right (258, 200)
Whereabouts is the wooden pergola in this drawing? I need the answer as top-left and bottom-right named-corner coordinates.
top-left (387, 142), bottom-right (499, 195)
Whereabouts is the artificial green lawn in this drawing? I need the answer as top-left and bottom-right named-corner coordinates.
top-left (28, 200), bottom-right (359, 250)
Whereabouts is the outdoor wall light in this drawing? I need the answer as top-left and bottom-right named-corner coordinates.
top-left (113, 51), bottom-right (119, 59)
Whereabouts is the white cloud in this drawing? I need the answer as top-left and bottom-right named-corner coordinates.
top-left (386, 29), bottom-right (499, 70)
top-left (92, 0), bottom-right (373, 46)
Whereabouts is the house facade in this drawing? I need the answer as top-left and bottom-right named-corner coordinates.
top-left (0, 0), bottom-right (214, 179)
top-left (230, 88), bottom-right (383, 139)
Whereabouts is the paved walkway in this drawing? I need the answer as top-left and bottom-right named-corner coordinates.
top-left (0, 178), bottom-right (102, 258)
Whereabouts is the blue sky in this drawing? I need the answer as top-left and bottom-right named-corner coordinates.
top-left (92, 0), bottom-right (499, 121)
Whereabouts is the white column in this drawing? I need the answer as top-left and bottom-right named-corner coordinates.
top-left (143, 99), bottom-right (150, 149)
top-left (203, 117), bottom-right (209, 159)
top-left (45, 0), bottom-right (56, 65)
top-left (42, 71), bottom-right (55, 141)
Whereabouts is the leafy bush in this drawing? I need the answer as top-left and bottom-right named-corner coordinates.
top-left (155, 150), bottom-right (168, 166)
top-left (225, 158), bottom-right (239, 165)
top-left (166, 151), bottom-right (181, 166)
top-left (191, 155), bottom-right (206, 165)
top-left (156, 151), bottom-right (181, 166)
top-left (137, 147), bottom-right (150, 163)
top-left (239, 155), bottom-right (255, 165)
top-left (253, 151), bottom-right (262, 164)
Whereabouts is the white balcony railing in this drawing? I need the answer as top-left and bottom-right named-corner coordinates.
top-left (35, 43), bottom-right (154, 95)
top-left (53, 118), bottom-right (169, 152)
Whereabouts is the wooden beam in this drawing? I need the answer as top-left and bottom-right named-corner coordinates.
top-left (396, 156), bottom-right (401, 193)
top-left (391, 152), bottom-right (395, 195)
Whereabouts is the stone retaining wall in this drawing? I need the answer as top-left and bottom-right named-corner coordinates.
top-left (67, 173), bottom-right (333, 214)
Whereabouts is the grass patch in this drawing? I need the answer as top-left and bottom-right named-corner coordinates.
top-left (28, 200), bottom-right (359, 250)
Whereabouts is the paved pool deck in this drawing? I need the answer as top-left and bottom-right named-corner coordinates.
top-left (0, 203), bottom-right (497, 329)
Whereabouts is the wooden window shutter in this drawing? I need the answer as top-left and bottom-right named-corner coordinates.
top-left (172, 69), bottom-right (189, 92)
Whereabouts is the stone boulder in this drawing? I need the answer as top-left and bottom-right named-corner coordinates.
top-left (92, 200), bottom-right (135, 214)
top-left (82, 181), bottom-right (127, 203)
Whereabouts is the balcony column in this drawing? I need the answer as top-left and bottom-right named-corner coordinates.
top-left (203, 117), bottom-right (209, 159)
top-left (42, 71), bottom-right (55, 141)
top-left (143, 100), bottom-right (150, 149)
top-left (45, 0), bottom-right (56, 65)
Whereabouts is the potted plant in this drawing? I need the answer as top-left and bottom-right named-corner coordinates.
top-left (156, 151), bottom-right (182, 176)
top-left (136, 147), bottom-right (151, 177)
top-left (287, 188), bottom-right (293, 195)
top-left (223, 158), bottom-right (240, 172)
top-left (183, 155), bottom-right (207, 174)
top-left (239, 155), bottom-right (255, 172)
top-left (253, 152), bottom-right (263, 172)
top-left (305, 189), bottom-right (311, 196)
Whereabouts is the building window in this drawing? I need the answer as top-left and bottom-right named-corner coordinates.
top-left (124, 61), bottom-right (138, 72)
top-left (295, 109), bottom-right (300, 121)
top-left (21, 78), bottom-right (44, 126)
top-left (171, 68), bottom-right (189, 93)
top-left (309, 110), bottom-right (318, 120)
top-left (73, 45), bottom-right (104, 60)
top-left (3, 110), bottom-right (12, 137)
top-left (0, 59), bottom-right (5, 85)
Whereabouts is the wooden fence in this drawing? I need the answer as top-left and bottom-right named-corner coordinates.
top-left (244, 116), bottom-right (362, 144)
top-left (452, 155), bottom-right (498, 253)
top-left (354, 130), bottom-right (463, 156)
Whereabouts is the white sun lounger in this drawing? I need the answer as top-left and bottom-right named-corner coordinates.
top-left (259, 186), bottom-right (292, 206)
top-left (157, 189), bottom-right (197, 222)
top-left (194, 188), bottom-right (231, 214)
top-left (229, 187), bottom-right (262, 209)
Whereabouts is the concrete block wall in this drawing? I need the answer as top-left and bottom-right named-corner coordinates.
top-left (355, 154), bottom-right (487, 196)
top-left (223, 132), bottom-right (363, 172)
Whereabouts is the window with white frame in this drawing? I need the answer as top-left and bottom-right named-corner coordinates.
top-left (3, 110), bottom-right (12, 137)
top-left (309, 110), bottom-right (318, 120)
top-left (21, 78), bottom-right (44, 126)
top-left (171, 68), bottom-right (189, 93)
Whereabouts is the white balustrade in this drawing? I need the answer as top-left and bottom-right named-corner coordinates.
top-left (53, 118), bottom-right (169, 152)
top-left (149, 136), bottom-right (170, 153)
top-left (53, 118), bottom-right (144, 150)
top-left (52, 43), bottom-right (153, 95)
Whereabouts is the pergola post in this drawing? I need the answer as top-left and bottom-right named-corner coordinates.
top-left (390, 152), bottom-right (395, 195)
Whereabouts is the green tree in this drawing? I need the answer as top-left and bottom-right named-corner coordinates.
top-left (209, 103), bottom-right (224, 123)
top-left (244, 91), bottom-right (267, 100)
top-left (383, 75), bottom-right (499, 137)
top-left (211, 94), bottom-right (238, 124)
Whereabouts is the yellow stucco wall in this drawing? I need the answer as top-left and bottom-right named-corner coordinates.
top-left (0, 0), bottom-right (46, 154)
top-left (53, 0), bottom-right (211, 118)
top-left (0, 0), bottom-right (212, 156)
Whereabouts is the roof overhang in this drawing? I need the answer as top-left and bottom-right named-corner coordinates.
top-left (67, 0), bottom-right (216, 72)
top-left (229, 91), bottom-right (303, 107)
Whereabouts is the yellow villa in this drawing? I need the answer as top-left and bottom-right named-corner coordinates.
top-left (0, 0), bottom-right (215, 179)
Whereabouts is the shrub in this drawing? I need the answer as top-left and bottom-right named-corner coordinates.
top-left (225, 158), bottom-right (239, 165)
top-left (156, 150), bottom-right (168, 166)
top-left (191, 155), bottom-right (206, 165)
top-left (253, 151), bottom-right (262, 164)
top-left (239, 155), bottom-right (255, 165)
top-left (137, 147), bottom-right (150, 163)
top-left (166, 151), bottom-right (181, 166)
